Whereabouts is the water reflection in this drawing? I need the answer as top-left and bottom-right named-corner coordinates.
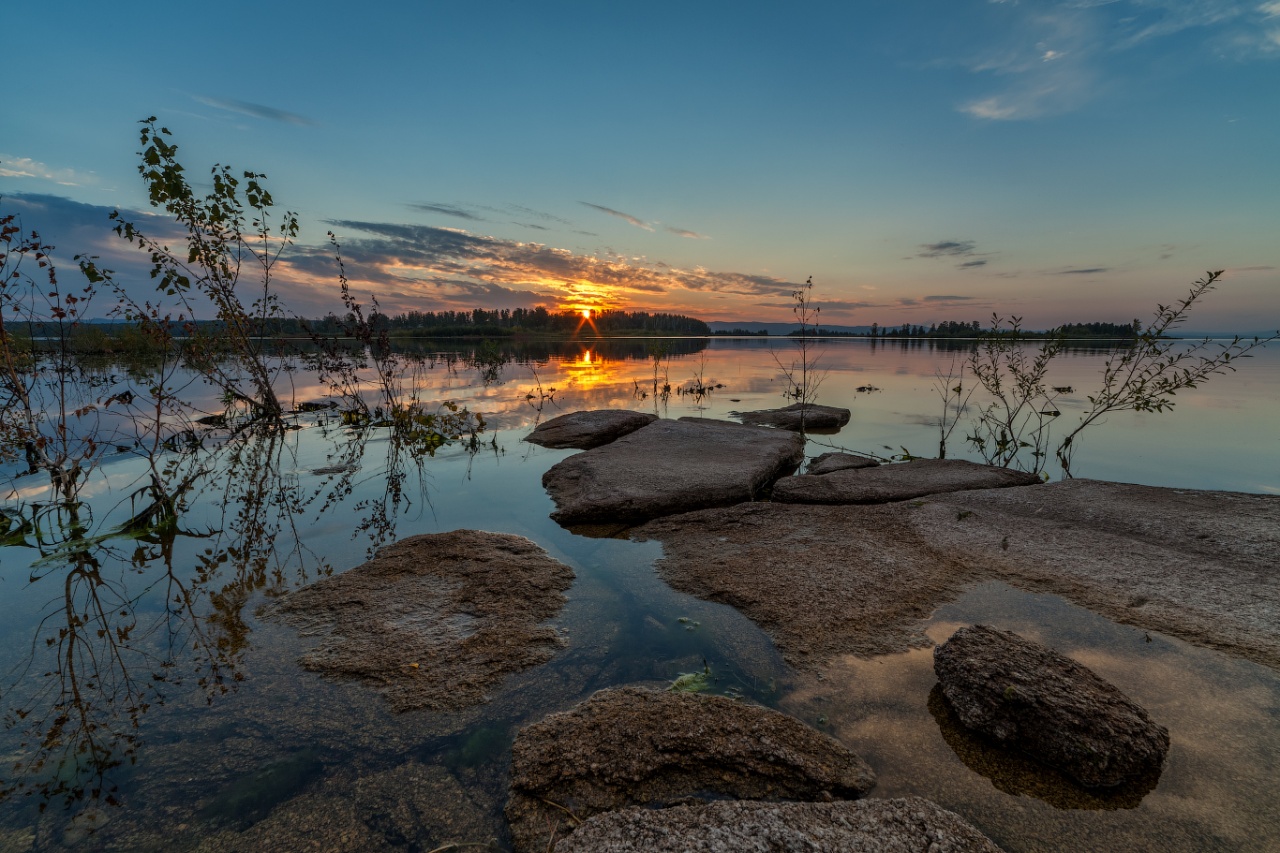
top-left (926, 684), bottom-right (1160, 810)
top-left (1, 337), bottom-right (1276, 847)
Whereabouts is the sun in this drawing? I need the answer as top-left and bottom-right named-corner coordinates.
top-left (581, 308), bottom-right (592, 320)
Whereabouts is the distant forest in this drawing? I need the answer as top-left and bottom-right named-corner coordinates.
top-left (791, 320), bottom-right (1142, 339)
top-left (306, 307), bottom-right (711, 337)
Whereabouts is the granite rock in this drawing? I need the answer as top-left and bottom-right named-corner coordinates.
top-left (933, 625), bottom-right (1170, 787)
top-left (542, 418), bottom-right (804, 525)
top-left (505, 686), bottom-right (875, 852)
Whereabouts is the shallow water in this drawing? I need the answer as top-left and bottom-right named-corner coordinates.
top-left (1, 338), bottom-right (1277, 850)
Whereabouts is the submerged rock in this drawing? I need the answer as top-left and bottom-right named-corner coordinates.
top-left (773, 458), bottom-right (1041, 504)
top-left (504, 686), bottom-right (875, 853)
top-left (523, 409), bottom-right (657, 449)
top-left (542, 418), bottom-right (804, 525)
top-left (735, 402), bottom-right (851, 432)
top-left (933, 625), bottom-right (1170, 788)
top-left (807, 451), bottom-right (880, 475)
top-left (194, 762), bottom-right (496, 853)
top-left (555, 798), bottom-right (1006, 853)
top-left (268, 530), bottom-right (574, 712)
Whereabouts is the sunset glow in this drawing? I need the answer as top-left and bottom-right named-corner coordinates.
top-left (2, 3), bottom-right (1276, 331)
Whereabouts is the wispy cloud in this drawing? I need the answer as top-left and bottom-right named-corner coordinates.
top-left (0, 156), bottom-right (96, 187)
top-left (959, 259), bottom-right (989, 268)
top-left (956, 1), bottom-right (1274, 121)
top-left (923, 294), bottom-right (978, 301)
top-left (666, 226), bottom-right (709, 239)
top-left (1050, 266), bottom-right (1109, 275)
top-left (192, 95), bottom-right (315, 126)
top-left (408, 202), bottom-right (487, 222)
top-left (918, 240), bottom-right (979, 258)
top-left (579, 202), bottom-right (653, 231)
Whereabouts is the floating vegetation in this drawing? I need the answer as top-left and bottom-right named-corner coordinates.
top-left (668, 660), bottom-right (713, 693)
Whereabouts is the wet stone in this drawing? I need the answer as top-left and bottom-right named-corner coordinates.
top-left (807, 451), bottom-right (880, 475)
top-left (554, 797), bottom-right (1006, 853)
top-left (735, 402), bottom-right (851, 432)
top-left (523, 409), bottom-right (657, 449)
top-left (773, 458), bottom-right (1041, 504)
top-left (504, 686), bottom-right (875, 853)
top-left (933, 625), bottom-right (1170, 788)
top-left (541, 418), bottom-right (804, 525)
top-left (267, 530), bottom-right (574, 712)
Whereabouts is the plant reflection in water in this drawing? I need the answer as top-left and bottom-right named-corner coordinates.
top-left (1, 364), bottom-right (484, 809)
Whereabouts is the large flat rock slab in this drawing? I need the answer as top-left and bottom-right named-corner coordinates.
top-left (910, 479), bottom-right (1280, 669)
top-left (555, 798), bottom-right (1005, 853)
top-left (934, 625), bottom-right (1169, 788)
top-left (773, 458), bottom-right (1042, 504)
top-left (635, 479), bottom-right (1280, 673)
top-left (634, 503), bottom-right (979, 669)
top-left (542, 418), bottom-right (804, 525)
top-left (505, 686), bottom-right (875, 852)
top-left (735, 402), bottom-right (851, 432)
top-left (523, 409), bottom-right (657, 449)
top-left (268, 530), bottom-right (573, 712)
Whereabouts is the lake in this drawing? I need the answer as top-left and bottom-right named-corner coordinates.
top-left (1, 336), bottom-right (1277, 851)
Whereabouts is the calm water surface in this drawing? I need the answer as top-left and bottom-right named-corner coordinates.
top-left (1, 338), bottom-right (1277, 851)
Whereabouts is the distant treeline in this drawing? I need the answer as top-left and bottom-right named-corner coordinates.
top-left (794, 320), bottom-right (1142, 339)
top-left (307, 307), bottom-right (711, 337)
top-left (15, 308), bottom-right (710, 348)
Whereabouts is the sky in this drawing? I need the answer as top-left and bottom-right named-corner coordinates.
top-left (3, 0), bottom-right (1278, 330)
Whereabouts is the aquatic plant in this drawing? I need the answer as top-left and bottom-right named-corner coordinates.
top-left (770, 276), bottom-right (826, 434)
top-left (960, 272), bottom-right (1278, 475)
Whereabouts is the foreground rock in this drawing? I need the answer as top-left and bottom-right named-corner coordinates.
top-left (735, 402), bottom-right (851, 432)
top-left (505, 686), bottom-right (875, 852)
top-left (555, 798), bottom-right (1005, 853)
top-left (635, 503), bottom-right (978, 668)
top-left (523, 409), bottom-right (657, 449)
top-left (808, 451), bottom-right (880, 474)
top-left (773, 458), bottom-right (1041, 504)
top-left (269, 531), bottom-right (573, 712)
top-left (934, 625), bottom-right (1170, 788)
top-left (542, 418), bottom-right (804, 525)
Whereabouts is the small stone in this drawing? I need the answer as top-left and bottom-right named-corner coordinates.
top-left (807, 451), bottom-right (880, 475)
top-left (734, 403), bottom-right (851, 432)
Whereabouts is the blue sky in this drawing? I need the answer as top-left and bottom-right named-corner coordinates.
top-left (4, 0), bottom-right (1277, 329)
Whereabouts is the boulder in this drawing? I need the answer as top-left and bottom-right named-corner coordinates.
top-left (523, 409), bottom-right (657, 449)
top-left (807, 451), bottom-right (880, 475)
top-left (735, 403), bottom-right (851, 432)
top-left (504, 686), bottom-right (875, 853)
top-left (268, 530), bottom-right (574, 712)
top-left (542, 418), bottom-right (804, 525)
top-left (933, 625), bottom-right (1170, 787)
top-left (554, 798), bottom-right (1006, 853)
top-left (773, 458), bottom-right (1041, 504)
